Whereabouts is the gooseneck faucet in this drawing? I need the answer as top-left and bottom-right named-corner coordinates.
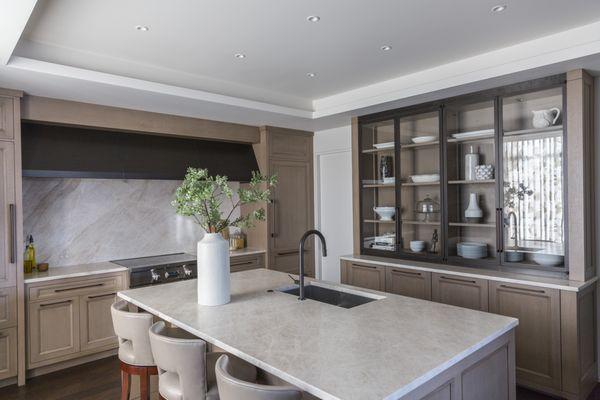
top-left (298, 230), bottom-right (327, 300)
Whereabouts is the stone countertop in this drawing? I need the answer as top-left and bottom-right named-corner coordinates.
top-left (24, 262), bottom-right (128, 284)
top-left (341, 254), bottom-right (597, 292)
top-left (118, 269), bottom-right (517, 400)
top-left (228, 248), bottom-right (266, 257)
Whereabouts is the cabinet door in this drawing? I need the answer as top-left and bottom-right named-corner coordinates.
top-left (0, 327), bottom-right (16, 380)
top-left (489, 281), bottom-right (561, 390)
top-left (0, 141), bottom-right (16, 288)
top-left (80, 292), bottom-right (118, 351)
top-left (0, 97), bottom-right (14, 140)
top-left (432, 273), bottom-right (488, 311)
top-left (28, 296), bottom-right (80, 366)
top-left (269, 159), bottom-right (313, 276)
top-left (0, 287), bottom-right (16, 329)
top-left (386, 267), bottom-right (431, 300)
top-left (269, 130), bottom-right (311, 161)
top-left (345, 263), bottom-right (385, 291)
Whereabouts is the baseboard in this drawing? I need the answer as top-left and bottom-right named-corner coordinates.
top-left (26, 348), bottom-right (118, 379)
top-left (0, 377), bottom-right (17, 389)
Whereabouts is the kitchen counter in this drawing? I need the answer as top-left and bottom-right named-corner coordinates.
top-left (341, 254), bottom-right (597, 292)
top-left (24, 262), bottom-right (128, 284)
top-left (228, 247), bottom-right (266, 257)
top-left (118, 269), bottom-right (517, 400)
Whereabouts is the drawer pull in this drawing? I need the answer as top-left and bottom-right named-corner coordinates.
top-left (231, 261), bottom-right (255, 267)
top-left (439, 276), bottom-right (476, 284)
top-left (499, 284), bottom-right (545, 294)
top-left (352, 263), bottom-right (377, 270)
top-left (54, 283), bottom-right (104, 293)
top-left (9, 204), bottom-right (16, 264)
top-left (277, 250), bottom-right (300, 256)
top-left (391, 269), bottom-right (421, 277)
top-left (40, 300), bottom-right (72, 308)
top-left (88, 292), bottom-right (117, 299)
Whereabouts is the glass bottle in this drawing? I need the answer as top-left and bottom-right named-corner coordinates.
top-left (24, 235), bottom-right (36, 274)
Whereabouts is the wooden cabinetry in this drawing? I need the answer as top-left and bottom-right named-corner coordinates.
top-left (230, 253), bottom-right (265, 273)
top-left (432, 273), bottom-right (488, 311)
top-left (489, 281), bottom-right (561, 391)
top-left (0, 327), bottom-right (17, 380)
top-left (386, 266), bottom-right (431, 300)
top-left (0, 97), bottom-right (15, 140)
top-left (0, 287), bottom-right (16, 329)
top-left (0, 140), bottom-right (16, 288)
top-left (26, 271), bottom-right (127, 369)
top-left (341, 261), bottom-right (385, 291)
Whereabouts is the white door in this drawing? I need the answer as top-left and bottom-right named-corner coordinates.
top-left (316, 151), bottom-right (352, 282)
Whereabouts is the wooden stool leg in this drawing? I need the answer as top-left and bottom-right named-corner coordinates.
top-left (121, 370), bottom-right (130, 400)
top-left (140, 367), bottom-right (149, 400)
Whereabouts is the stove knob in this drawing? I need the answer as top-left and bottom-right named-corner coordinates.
top-left (182, 265), bottom-right (193, 278)
top-left (150, 269), bottom-right (161, 283)
top-left (164, 270), bottom-right (179, 279)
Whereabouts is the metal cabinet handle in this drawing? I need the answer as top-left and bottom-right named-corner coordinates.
top-left (54, 283), bottom-right (104, 293)
top-left (88, 292), bottom-right (117, 299)
top-left (40, 300), bottom-right (72, 308)
top-left (352, 263), bottom-right (377, 270)
top-left (9, 204), bottom-right (16, 263)
top-left (439, 275), bottom-right (476, 284)
top-left (391, 269), bottom-right (422, 277)
top-left (270, 200), bottom-right (277, 238)
top-left (231, 261), bottom-right (255, 266)
top-left (499, 284), bottom-right (545, 294)
top-left (277, 250), bottom-right (308, 256)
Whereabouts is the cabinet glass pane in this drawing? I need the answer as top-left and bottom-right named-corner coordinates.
top-left (502, 87), bottom-right (565, 269)
top-left (360, 120), bottom-right (396, 252)
top-left (445, 100), bottom-right (497, 262)
top-left (398, 111), bottom-right (441, 256)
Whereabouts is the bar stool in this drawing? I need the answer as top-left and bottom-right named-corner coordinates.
top-left (215, 354), bottom-right (302, 400)
top-left (111, 300), bottom-right (157, 400)
top-left (149, 321), bottom-right (257, 400)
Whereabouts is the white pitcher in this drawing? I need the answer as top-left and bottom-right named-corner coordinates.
top-left (531, 108), bottom-right (560, 128)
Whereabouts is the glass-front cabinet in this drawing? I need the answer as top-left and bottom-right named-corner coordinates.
top-left (358, 76), bottom-right (567, 272)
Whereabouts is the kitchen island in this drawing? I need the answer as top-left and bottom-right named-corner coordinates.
top-left (118, 269), bottom-right (518, 400)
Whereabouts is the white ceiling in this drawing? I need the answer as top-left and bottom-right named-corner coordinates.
top-left (1, 0), bottom-right (600, 130)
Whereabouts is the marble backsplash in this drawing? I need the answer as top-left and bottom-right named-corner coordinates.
top-left (23, 178), bottom-right (240, 267)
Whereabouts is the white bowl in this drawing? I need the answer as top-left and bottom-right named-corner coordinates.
top-left (411, 136), bottom-right (437, 144)
top-left (531, 253), bottom-right (563, 267)
top-left (373, 207), bottom-right (396, 221)
top-left (373, 142), bottom-right (394, 149)
top-left (410, 240), bottom-right (425, 252)
top-left (410, 174), bottom-right (440, 183)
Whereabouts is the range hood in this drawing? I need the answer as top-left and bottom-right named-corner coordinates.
top-left (21, 122), bottom-right (259, 181)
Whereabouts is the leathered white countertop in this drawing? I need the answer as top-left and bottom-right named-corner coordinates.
top-left (341, 254), bottom-right (597, 292)
top-left (118, 269), bottom-right (517, 400)
top-left (24, 262), bottom-right (128, 284)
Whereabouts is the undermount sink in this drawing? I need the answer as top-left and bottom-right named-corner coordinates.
top-left (278, 284), bottom-right (381, 309)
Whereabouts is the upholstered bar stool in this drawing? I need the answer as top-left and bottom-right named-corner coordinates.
top-left (149, 321), bottom-right (257, 400)
top-left (215, 354), bottom-right (302, 400)
top-left (111, 300), bottom-right (157, 400)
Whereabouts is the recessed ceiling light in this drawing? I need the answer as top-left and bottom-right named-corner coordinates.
top-left (307, 72), bottom-right (316, 78)
top-left (234, 53), bottom-right (246, 59)
top-left (491, 4), bottom-right (507, 13)
top-left (306, 15), bottom-right (320, 22)
top-left (380, 45), bottom-right (392, 51)
top-left (135, 25), bottom-right (149, 31)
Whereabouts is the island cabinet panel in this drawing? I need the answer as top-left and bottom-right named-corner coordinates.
top-left (0, 327), bottom-right (17, 380)
top-left (0, 97), bottom-right (14, 140)
top-left (489, 281), bottom-right (561, 391)
top-left (28, 296), bottom-right (80, 366)
top-left (432, 273), bottom-right (488, 311)
top-left (386, 267), bottom-right (431, 300)
top-left (422, 381), bottom-right (452, 400)
top-left (80, 292), bottom-right (118, 351)
top-left (342, 262), bottom-right (386, 291)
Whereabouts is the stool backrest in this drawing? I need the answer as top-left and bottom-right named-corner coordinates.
top-left (215, 354), bottom-right (302, 400)
top-left (110, 300), bottom-right (154, 366)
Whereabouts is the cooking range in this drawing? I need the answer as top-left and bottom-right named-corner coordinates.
top-left (111, 253), bottom-right (197, 288)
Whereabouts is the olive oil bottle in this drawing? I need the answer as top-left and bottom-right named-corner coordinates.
top-left (24, 235), bottom-right (36, 274)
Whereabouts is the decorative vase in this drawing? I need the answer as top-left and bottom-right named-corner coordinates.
top-left (464, 146), bottom-right (479, 181)
top-left (464, 193), bottom-right (483, 222)
top-left (197, 233), bottom-right (230, 306)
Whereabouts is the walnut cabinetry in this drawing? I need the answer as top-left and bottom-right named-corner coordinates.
top-left (230, 253), bottom-right (265, 273)
top-left (342, 262), bottom-right (386, 291)
top-left (432, 273), bottom-right (488, 311)
top-left (26, 271), bottom-right (127, 370)
top-left (386, 266), bottom-right (431, 300)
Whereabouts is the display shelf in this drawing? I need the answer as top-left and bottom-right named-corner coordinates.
top-left (362, 147), bottom-right (395, 154)
top-left (399, 141), bottom-right (439, 149)
top-left (503, 125), bottom-right (562, 140)
top-left (448, 179), bottom-right (495, 185)
top-left (401, 220), bottom-right (440, 226)
top-left (363, 219), bottom-right (395, 224)
top-left (449, 222), bottom-right (495, 228)
top-left (363, 183), bottom-right (395, 188)
top-left (401, 181), bottom-right (440, 187)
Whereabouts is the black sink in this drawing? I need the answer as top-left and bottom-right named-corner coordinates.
top-left (278, 284), bottom-right (379, 309)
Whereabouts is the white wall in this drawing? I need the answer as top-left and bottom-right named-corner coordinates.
top-left (313, 125), bottom-right (353, 282)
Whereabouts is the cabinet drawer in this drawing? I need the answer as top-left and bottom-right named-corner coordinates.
top-left (0, 287), bottom-right (16, 329)
top-left (386, 267), bottom-right (431, 300)
top-left (28, 274), bottom-right (124, 302)
top-left (230, 254), bottom-right (264, 273)
top-left (345, 262), bottom-right (386, 292)
top-left (432, 273), bottom-right (489, 311)
top-left (0, 327), bottom-right (17, 380)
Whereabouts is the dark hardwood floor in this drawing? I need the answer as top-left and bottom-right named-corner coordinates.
top-left (0, 355), bottom-right (598, 399)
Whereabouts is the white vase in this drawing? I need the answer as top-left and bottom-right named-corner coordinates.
top-left (464, 193), bottom-right (483, 222)
top-left (197, 233), bottom-right (230, 306)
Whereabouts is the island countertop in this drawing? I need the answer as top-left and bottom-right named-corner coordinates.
top-left (118, 269), bottom-right (517, 400)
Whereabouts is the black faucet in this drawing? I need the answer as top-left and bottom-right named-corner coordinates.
top-left (298, 230), bottom-right (327, 300)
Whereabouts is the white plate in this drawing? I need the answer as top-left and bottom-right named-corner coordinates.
top-left (410, 174), bottom-right (440, 183)
top-left (451, 129), bottom-right (494, 139)
top-left (411, 136), bottom-right (437, 144)
top-left (373, 142), bottom-right (394, 149)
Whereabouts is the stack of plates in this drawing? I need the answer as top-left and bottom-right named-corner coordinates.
top-left (457, 242), bottom-right (487, 259)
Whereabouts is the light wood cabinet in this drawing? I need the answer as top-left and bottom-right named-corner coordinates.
top-left (0, 97), bottom-right (15, 140)
top-left (28, 296), bottom-right (80, 365)
top-left (489, 281), bottom-right (561, 391)
top-left (386, 267), bottom-right (431, 300)
top-left (0, 327), bottom-right (17, 380)
top-left (268, 127), bottom-right (312, 161)
top-left (80, 292), bottom-right (117, 352)
top-left (432, 273), bottom-right (488, 311)
top-left (230, 253), bottom-right (265, 273)
top-left (0, 287), bottom-right (16, 329)
top-left (0, 140), bottom-right (16, 288)
top-left (341, 262), bottom-right (386, 291)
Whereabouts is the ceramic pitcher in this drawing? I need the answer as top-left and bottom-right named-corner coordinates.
top-left (531, 108), bottom-right (560, 128)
